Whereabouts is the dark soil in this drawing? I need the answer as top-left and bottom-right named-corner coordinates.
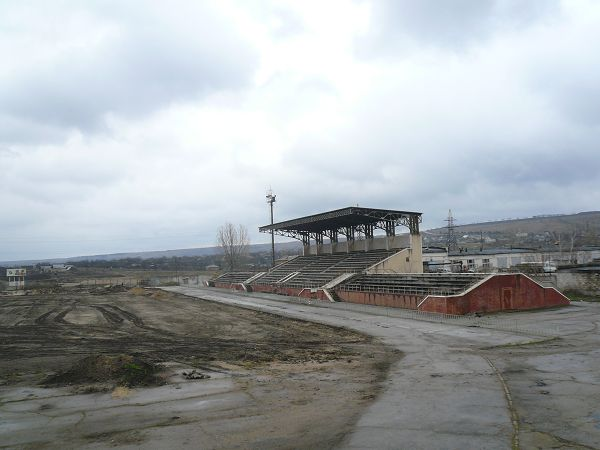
top-left (0, 287), bottom-right (386, 386)
top-left (44, 354), bottom-right (164, 387)
top-left (0, 286), bottom-right (398, 450)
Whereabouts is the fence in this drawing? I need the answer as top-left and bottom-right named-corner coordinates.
top-left (340, 284), bottom-right (462, 296)
top-left (554, 271), bottom-right (600, 295)
top-left (76, 275), bottom-right (207, 288)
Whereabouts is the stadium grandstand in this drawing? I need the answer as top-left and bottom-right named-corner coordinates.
top-left (210, 206), bottom-right (570, 314)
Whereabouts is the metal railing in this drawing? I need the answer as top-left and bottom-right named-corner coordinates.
top-left (76, 275), bottom-right (206, 287)
top-left (340, 283), bottom-right (465, 296)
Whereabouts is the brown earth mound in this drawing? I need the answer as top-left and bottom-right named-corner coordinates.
top-left (150, 291), bottom-right (168, 300)
top-left (44, 354), bottom-right (164, 388)
top-left (128, 287), bottom-right (147, 296)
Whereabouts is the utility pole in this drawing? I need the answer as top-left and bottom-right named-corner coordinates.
top-left (446, 209), bottom-right (458, 252)
top-left (266, 189), bottom-right (276, 268)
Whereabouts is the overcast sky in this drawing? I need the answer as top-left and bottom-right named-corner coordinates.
top-left (2, 0), bottom-right (600, 261)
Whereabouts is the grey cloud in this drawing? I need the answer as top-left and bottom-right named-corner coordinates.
top-left (470, 146), bottom-right (600, 186)
top-left (278, 65), bottom-right (600, 228)
top-left (359, 0), bottom-right (559, 55)
top-left (0, 2), bottom-right (258, 142)
top-left (0, 115), bottom-right (69, 145)
top-left (270, 6), bottom-right (306, 38)
top-left (530, 65), bottom-right (600, 126)
top-left (1, 1), bottom-right (599, 261)
top-left (0, 146), bottom-right (18, 157)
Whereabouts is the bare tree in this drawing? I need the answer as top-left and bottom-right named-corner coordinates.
top-left (568, 225), bottom-right (580, 264)
top-left (217, 223), bottom-right (250, 271)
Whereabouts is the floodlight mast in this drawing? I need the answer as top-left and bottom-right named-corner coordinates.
top-left (266, 190), bottom-right (276, 267)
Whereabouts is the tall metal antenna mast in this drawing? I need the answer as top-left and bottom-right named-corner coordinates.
top-left (446, 209), bottom-right (458, 252)
top-left (266, 189), bottom-right (276, 268)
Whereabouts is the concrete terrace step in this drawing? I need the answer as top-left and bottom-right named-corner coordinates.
top-left (248, 250), bottom-right (399, 288)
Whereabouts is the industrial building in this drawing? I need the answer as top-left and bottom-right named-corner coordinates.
top-left (423, 246), bottom-right (600, 272)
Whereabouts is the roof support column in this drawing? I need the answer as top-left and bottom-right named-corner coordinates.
top-left (408, 214), bottom-right (420, 235)
top-left (330, 230), bottom-right (338, 243)
top-left (364, 224), bottom-right (374, 252)
top-left (330, 230), bottom-right (338, 254)
top-left (408, 213), bottom-right (422, 273)
top-left (345, 226), bottom-right (355, 253)
top-left (301, 232), bottom-right (310, 256)
top-left (384, 220), bottom-right (396, 251)
top-left (315, 232), bottom-right (324, 255)
top-left (385, 220), bottom-right (396, 236)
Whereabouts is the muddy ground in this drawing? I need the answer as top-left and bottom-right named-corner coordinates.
top-left (0, 287), bottom-right (397, 449)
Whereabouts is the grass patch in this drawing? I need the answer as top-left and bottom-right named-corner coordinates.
top-left (480, 336), bottom-right (561, 350)
top-left (563, 290), bottom-right (600, 302)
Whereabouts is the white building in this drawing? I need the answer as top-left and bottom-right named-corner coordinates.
top-left (40, 264), bottom-right (72, 273)
top-left (423, 247), bottom-right (600, 272)
top-left (6, 268), bottom-right (26, 289)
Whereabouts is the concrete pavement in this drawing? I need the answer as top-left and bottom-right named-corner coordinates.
top-left (166, 286), bottom-right (541, 449)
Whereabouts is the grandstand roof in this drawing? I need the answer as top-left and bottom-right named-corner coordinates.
top-left (260, 206), bottom-right (421, 239)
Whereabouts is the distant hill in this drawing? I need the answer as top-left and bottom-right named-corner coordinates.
top-left (0, 241), bottom-right (302, 267)
top-left (426, 211), bottom-right (600, 236)
top-left (5, 211), bottom-right (599, 266)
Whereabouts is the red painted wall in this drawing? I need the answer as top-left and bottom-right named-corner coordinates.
top-left (418, 274), bottom-right (570, 314)
top-left (250, 284), bottom-right (329, 301)
top-left (213, 282), bottom-right (245, 291)
top-left (335, 290), bottom-right (424, 309)
top-left (215, 274), bottom-right (570, 315)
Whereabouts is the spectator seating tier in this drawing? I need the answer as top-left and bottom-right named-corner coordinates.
top-left (251, 249), bottom-right (397, 288)
top-left (212, 272), bottom-right (256, 284)
top-left (339, 273), bottom-right (486, 296)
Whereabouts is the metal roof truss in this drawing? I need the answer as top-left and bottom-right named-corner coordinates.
top-left (259, 207), bottom-right (422, 243)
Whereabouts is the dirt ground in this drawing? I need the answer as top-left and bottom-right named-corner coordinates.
top-left (0, 287), bottom-right (397, 449)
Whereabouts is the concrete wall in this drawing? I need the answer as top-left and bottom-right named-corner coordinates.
top-left (556, 272), bottom-right (600, 296)
top-left (366, 235), bottom-right (423, 274)
top-left (366, 249), bottom-right (411, 274)
top-left (409, 233), bottom-right (423, 273)
top-left (250, 283), bottom-right (329, 300)
top-left (374, 235), bottom-right (410, 250)
top-left (306, 234), bottom-right (411, 255)
top-left (418, 274), bottom-right (570, 315)
top-left (7, 279), bottom-right (25, 290)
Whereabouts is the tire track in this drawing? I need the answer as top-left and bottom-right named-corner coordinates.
top-left (484, 356), bottom-right (520, 450)
top-left (89, 305), bottom-right (124, 325)
top-left (103, 305), bottom-right (145, 327)
top-left (54, 307), bottom-right (78, 324)
top-left (34, 308), bottom-right (59, 325)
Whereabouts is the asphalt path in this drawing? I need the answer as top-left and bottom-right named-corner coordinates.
top-left (165, 286), bottom-right (539, 450)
